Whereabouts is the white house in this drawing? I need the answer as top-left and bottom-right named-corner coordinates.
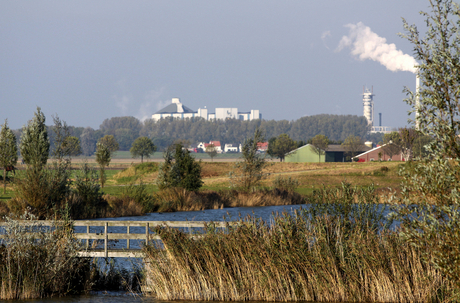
top-left (224, 143), bottom-right (239, 153)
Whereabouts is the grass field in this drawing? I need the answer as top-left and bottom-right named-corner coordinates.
top-left (0, 159), bottom-right (402, 205)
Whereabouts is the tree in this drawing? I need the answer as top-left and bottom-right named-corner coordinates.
top-left (20, 107), bottom-right (50, 169)
top-left (156, 143), bottom-right (203, 191)
top-left (412, 135), bottom-right (433, 158)
top-left (230, 129), bottom-right (267, 191)
top-left (62, 136), bottom-right (82, 158)
top-left (0, 120), bottom-right (18, 194)
top-left (205, 144), bottom-right (218, 162)
top-left (267, 133), bottom-right (297, 162)
top-left (80, 127), bottom-right (97, 156)
top-left (398, 127), bottom-right (419, 161)
top-left (310, 134), bottom-right (329, 162)
top-left (98, 135), bottom-right (119, 155)
top-left (381, 132), bottom-right (402, 160)
top-left (393, 0), bottom-right (460, 289)
top-left (130, 136), bottom-right (156, 163)
top-left (95, 143), bottom-right (111, 188)
top-left (342, 135), bottom-right (363, 159)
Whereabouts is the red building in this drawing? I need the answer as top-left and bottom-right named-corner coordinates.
top-left (352, 143), bottom-right (405, 162)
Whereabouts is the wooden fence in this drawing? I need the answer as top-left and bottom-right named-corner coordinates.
top-left (0, 220), bottom-right (230, 258)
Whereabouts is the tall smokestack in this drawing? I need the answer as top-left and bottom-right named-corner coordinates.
top-left (363, 87), bottom-right (374, 126)
top-left (338, 22), bottom-right (420, 128)
top-left (379, 113), bottom-right (382, 127)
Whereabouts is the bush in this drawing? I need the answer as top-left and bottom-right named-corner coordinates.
top-left (11, 163), bottom-right (71, 219)
top-left (271, 176), bottom-right (300, 192)
top-left (68, 163), bottom-right (107, 219)
top-left (121, 181), bottom-right (157, 213)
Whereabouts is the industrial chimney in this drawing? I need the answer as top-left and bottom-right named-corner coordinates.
top-left (363, 86), bottom-right (375, 126)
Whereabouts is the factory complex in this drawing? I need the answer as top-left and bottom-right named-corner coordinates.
top-left (152, 98), bottom-right (261, 122)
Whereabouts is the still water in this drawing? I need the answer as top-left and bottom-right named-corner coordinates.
top-left (15, 205), bottom-right (307, 303)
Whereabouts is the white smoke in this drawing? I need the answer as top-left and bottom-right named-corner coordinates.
top-left (337, 22), bottom-right (417, 73)
top-left (135, 88), bottom-right (168, 122)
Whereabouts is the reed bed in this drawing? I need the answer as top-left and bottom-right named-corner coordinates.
top-left (142, 184), bottom-right (451, 302)
top-left (0, 213), bottom-right (90, 300)
top-left (153, 187), bottom-right (304, 212)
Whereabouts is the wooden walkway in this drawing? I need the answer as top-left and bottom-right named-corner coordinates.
top-left (0, 220), bottom-right (230, 258)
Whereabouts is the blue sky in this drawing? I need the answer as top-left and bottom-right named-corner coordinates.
top-left (1, 1), bottom-right (428, 130)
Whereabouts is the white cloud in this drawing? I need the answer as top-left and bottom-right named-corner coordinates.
top-left (321, 30), bottom-right (331, 49)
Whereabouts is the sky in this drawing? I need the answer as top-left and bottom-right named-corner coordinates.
top-left (0, 1), bottom-right (430, 130)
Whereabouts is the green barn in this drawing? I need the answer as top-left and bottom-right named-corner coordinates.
top-left (284, 144), bottom-right (369, 163)
top-left (285, 144), bottom-right (325, 162)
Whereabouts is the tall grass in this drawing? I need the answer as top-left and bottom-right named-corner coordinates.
top-left (0, 212), bottom-right (91, 300)
top-left (142, 184), bottom-right (451, 302)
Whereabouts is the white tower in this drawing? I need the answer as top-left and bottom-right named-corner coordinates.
top-left (363, 86), bottom-right (374, 126)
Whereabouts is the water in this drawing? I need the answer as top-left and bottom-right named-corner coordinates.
top-left (10, 205), bottom-right (305, 303)
top-left (6, 204), bottom-right (393, 302)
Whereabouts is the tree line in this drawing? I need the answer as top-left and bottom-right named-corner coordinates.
top-left (9, 114), bottom-right (373, 156)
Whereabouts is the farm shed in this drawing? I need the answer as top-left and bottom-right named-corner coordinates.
top-left (352, 143), bottom-right (405, 162)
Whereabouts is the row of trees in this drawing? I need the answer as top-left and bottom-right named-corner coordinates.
top-left (8, 114), bottom-right (374, 156)
top-left (0, 109), bottom-right (158, 192)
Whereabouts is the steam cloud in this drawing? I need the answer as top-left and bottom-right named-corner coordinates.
top-left (337, 22), bottom-right (417, 73)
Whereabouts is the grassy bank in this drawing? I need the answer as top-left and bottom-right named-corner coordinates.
top-left (142, 185), bottom-right (451, 302)
top-left (0, 161), bottom-right (402, 219)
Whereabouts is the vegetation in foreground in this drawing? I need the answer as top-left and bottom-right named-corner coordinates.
top-left (142, 184), bottom-right (451, 302)
top-left (0, 213), bottom-right (90, 300)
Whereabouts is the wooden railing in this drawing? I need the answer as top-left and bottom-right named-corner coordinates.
top-left (0, 220), bottom-right (230, 258)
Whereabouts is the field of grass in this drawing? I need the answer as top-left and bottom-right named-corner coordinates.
top-left (1, 160), bottom-right (402, 201)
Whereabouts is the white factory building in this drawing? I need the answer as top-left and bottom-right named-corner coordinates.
top-left (152, 98), bottom-right (261, 121)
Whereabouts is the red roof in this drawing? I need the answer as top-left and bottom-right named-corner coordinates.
top-left (205, 141), bottom-right (221, 148)
top-left (257, 142), bottom-right (268, 151)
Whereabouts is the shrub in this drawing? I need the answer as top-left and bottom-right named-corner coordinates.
top-left (271, 176), bottom-right (300, 192)
top-left (68, 163), bottom-right (107, 219)
top-left (121, 181), bottom-right (157, 213)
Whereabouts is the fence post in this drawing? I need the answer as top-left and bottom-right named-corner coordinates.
top-left (104, 222), bottom-right (108, 258)
top-left (146, 222), bottom-right (150, 246)
top-left (86, 225), bottom-right (90, 249)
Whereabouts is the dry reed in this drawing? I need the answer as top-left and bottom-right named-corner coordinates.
top-left (142, 184), bottom-right (452, 302)
top-left (153, 187), bottom-right (304, 212)
top-left (0, 213), bottom-right (90, 300)
top-left (143, 213), bottom-right (449, 302)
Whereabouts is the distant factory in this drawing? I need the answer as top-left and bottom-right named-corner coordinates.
top-left (152, 98), bottom-right (261, 122)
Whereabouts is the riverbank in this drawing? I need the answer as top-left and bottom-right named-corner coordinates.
top-left (0, 161), bottom-right (402, 220)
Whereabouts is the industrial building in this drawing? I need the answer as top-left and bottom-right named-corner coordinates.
top-left (152, 98), bottom-right (261, 121)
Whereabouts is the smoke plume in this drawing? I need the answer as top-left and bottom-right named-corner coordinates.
top-left (337, 22), bottom-right (417, 73)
